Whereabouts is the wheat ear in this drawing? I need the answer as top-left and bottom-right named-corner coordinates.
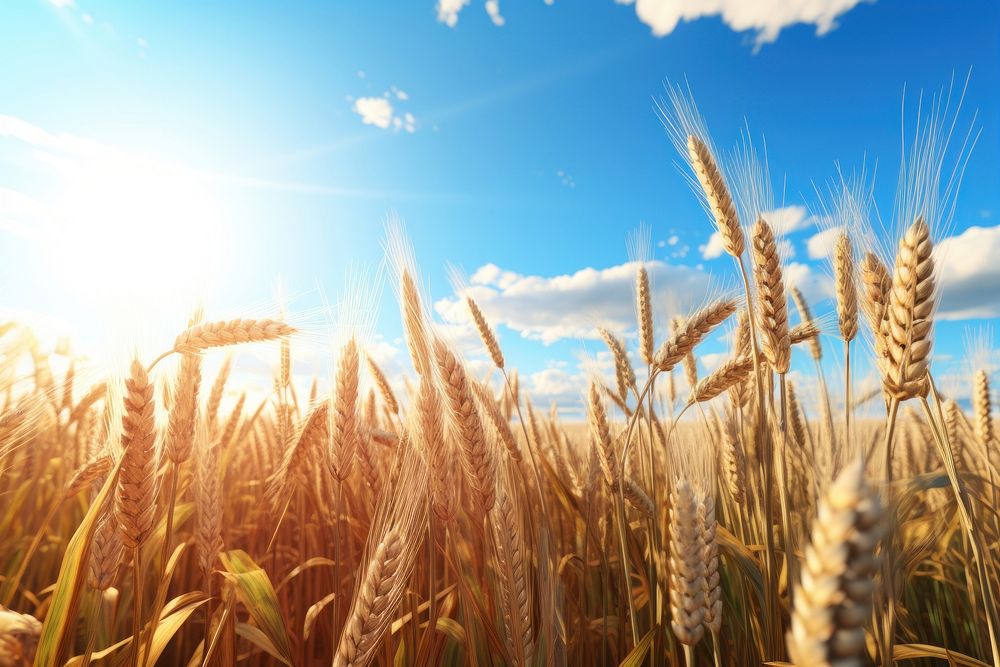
top-left (688, 134), bottom-right (744, 258)
top-left (588, 382), bottom-right (616, 488)
top-left (786, 460), bottom-right (884, 667)
top-left (472, 380), bottom-right (521, 462)
top-left (669, 479), bottom-right (706, 646)
top-left (365, 355), bottom-right (399, 416)
top-left (691, 355), bottom-right (752, 403)
top-left (719, 411), bottom-right (746, 505)
top-left (636, 265), bottom-right (654, 365)
top-left (416, 376), bottom-right (454, 523)
top-left (751, 218), bottom-right (791, 374)
top-left (195, 423), bottom-right (224, 578)
top-left (973, 369), bottom-right (994, 452)
top-left (114, 358), bottom-right (158, 550)
top-left (654, 298), bottom-right (738, 372)
top-left (433, 338), bottom-right (496, 515)
top-left (834, 233), bottom-right (858, 343)
top-left (883, 217), bottom-right (934, 400)
top-left (790, 286), bottom-right (822, 361)
top-left (467, 296), bottom-right (504, 370)
top-left (599, 328), bottom-right (635, 403)
top-left (700, 494), bottom-right (721, 635)
top-left (333, 529), bottom-right (407, 667)
top-left (172, 318), bottom-right (294, 355)
top-left (166, 351), bottom-right (201, 464)
top-left (860, 251), bottom-right (891, 361)
top-left (330, 338), bottom-right (360, 482)
top-left (401, 270), bottom-right (431, 376)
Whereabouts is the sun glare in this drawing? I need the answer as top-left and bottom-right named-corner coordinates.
top-left (43, 155), bottom-right (229, 354)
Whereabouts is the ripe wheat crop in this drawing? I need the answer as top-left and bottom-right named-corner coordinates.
top-left (0, 85), bottom-right (998, 667)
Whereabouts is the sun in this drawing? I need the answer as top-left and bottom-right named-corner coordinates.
top-left (42, 152), bottom-right (231, 354)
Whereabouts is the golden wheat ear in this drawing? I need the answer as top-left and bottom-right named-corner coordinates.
top-left (750, 217), bottom-right (790, 375)
top-left (669, 479), bottom-right (706, 647)
top-left (172, 318), bottom-right (295, 354)
top-left (688, 134), bottom-right (744, 259)
top-left (115, 358), bottom-right (158, 551)
top-left (787, 460), bottom-right (884, 666)
top-left (654, 297), bottom-right (738, 372)
top-left (882, 217), bottom-right (935, 401)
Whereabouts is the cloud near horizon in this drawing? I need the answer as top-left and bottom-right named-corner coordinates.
top-left (434, 258), bottom-right (715, 345)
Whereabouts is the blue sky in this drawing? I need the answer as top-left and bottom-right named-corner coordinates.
top-left (1, 0), bottom-right (999, 414)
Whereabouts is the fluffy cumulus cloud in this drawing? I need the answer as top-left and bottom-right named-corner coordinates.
top-left (485, 0), bottom-right (506, 26)
top-left (352, 97), bottom-right (394, 129)
top-left (936, 225), bottom-right (1000, 320)
top-left (620, 0), bottom-right (868, 47)
top-left (435, 259), bottom-right (714, 345)
top-left (807, 225), bottom-right (843, 259)
top-left (351, 97), bottom-right (416, 132)
top-left (437, 0), bottom-right (471, 26)
top-left (701, 205), bottom-right (814, 259)
top-left (784, 261), bottom-right (833, 306)
top-left (438, 0), bottom-right (866, 48)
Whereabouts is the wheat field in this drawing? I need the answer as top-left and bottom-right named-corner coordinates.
top-left (1, 88), bottom-right (998, 667)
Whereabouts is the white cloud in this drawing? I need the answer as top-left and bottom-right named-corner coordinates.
top-left (777, 238), bottom-right (795, 260)
top-left (556, 169), bottom-right (576, 188)
top-left (435, 259), bottom-right (714, 344)
top-left (763, 205), bottom-right (814, 236)
top-left (438, 0), bottom-right (865, 46)
top-left (701, 231), bottom-right (725, 259)
top-left (667, 235), bottom-right (679, 246)
top-left (621, 0), bottom-right (868, 48)
top-left (701, 205), bottom-right (812, 260)
top-left (437, 0), bottom-right (470, 26)
top-left (352, 93), bottom-right (416, 132)
top-left (485, 0), bottom-right (505, 26)
top-left (936, 225), bottom-right (1000, 320)
top-left (352, 97), bottom-right (394, 129)
top-left (784, 261), bottom-right (834, 306)
top-left (48, 0), bottom-right (75, 7)
top-left (136, 37), bottom-right (148, 49)
top-left (807, 225), bottom-right (843, 259)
